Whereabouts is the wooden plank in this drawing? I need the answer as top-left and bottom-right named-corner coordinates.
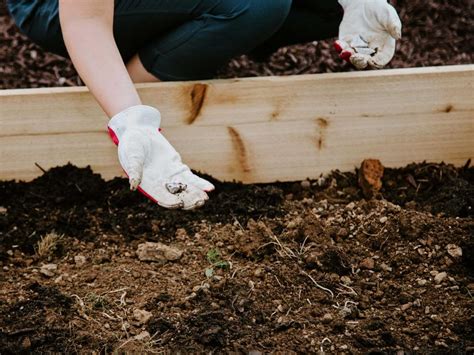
top-left (1, 65), bottom-right (473, 183)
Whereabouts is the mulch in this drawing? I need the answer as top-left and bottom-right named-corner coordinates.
top-left (1, 0), bottom-right (473, 89)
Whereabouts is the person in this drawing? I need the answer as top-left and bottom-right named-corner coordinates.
top-left (6, 0), bottom-right (402, 210)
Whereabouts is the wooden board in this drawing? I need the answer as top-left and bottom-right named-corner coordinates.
top-left (1, 65), bottom-right (473, 183)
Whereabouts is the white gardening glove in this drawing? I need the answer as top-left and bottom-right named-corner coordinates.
top-left (334, 0), bottom-right (402, 69)
top-left (108, 105), bottom-right (214, 210)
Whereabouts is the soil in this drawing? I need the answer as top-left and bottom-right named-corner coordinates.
top-left (0, 162), bottom-right (473, 353)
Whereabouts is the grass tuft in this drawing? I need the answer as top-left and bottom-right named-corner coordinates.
top-left (36, 231), bottom-right (63, 259)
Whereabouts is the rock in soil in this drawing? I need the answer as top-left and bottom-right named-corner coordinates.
top-left (446, 244), bottom-right (462, 259)
top-left (133, 309), bottom-right (153, 325)
top-left (358, 159), bottom-right (384, 199)
top-left (434, 272), bottom-right (448, 284)
top-left (136, 242), bottom-right (183, 263)
top-left (39, 263), bottom-right (57, 277)
top-left (74, 255), bottom-right (87, 267)
top-left (359, 257), bottom-right (375, 270)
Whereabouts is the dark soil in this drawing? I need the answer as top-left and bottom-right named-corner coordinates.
top-left (1, 0), bottom-right (473, 89)
top-left (0, 162), bottom-right (473, 353)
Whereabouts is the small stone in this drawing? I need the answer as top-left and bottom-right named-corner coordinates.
top-left (286, 220), bottom-right (299, 230)
top-left (346, 202), bottom-right (356, 210)
top-left (21, 336), bottom-right (31, 349)
top-left (74, 255), bottom-right (86, 267)
top-left (133, 309), bottom-right (152, 325)
top-left (301, 180), bottom-right (311, 190)
top-left (254, 268), bottom-right (264, 278)
top-left (175, 228), bottom-right (188, 240)
top-left (302, 197), bottom-right (313, 205)
top-left (359, 257), bottom-right (375, 270)
top-left (337, 227), bottom-right (349, 238)
top-left (322, 313), bottom-right (333, 323)
top-left (134, 331), bottom-right (151, 341)
top-left (340, 276), bottom-right (352, 285)
top-left (446, 244), bottom-right (462, 258)
top-left (425, 306), bottom-right (430, 314)
top-left (434, 340), bottom-right (448, 348)
top-left (400, 303), bottom-right (412, 311)
top-left (379, 216), bottom-right (388, 223)
top-left (380, 263), bottom-right (392, 272)
top-left (277, 304), bottom-right (285, 313)
top-left (434, 272), bottom-right (447, 284)
top-left (417, 279), bottom-right (428, 286)
top-left (40, 263), bottom-right (57, 277)
top-left (136, 242), bottom-right (183, 263)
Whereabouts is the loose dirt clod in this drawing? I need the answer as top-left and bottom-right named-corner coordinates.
top-left (39, 263), bottom-right (57, 277)
top-left (359, 257), bottom-right (375, 270)
top-left (133, 309), bottom-right (153, 325)
top-left (136, 242), bottom-right (183, 263)
top-left (359, 159), bottom-right (384, 199)
top-left (446, 244), bottom-right (462, 258)
top-left (434, 272), bottom-right (448, 284)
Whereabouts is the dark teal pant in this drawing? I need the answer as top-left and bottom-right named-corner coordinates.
top-left (7, 0), bottom-right (342, 81)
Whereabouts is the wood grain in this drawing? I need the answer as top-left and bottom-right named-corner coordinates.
top-left (1, 65), bottom-right (473, 183)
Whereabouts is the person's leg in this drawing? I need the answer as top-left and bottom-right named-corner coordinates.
top-left (135, 0), bottom-right (292, 81)
top-left (250, 0), bottom-right (343, 60)
top-left (12, 0), bottom-right (293, 81)
top-left (126, 54), bottom-right (158, 83)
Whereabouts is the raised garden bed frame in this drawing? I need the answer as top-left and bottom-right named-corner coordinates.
top-left (1, 65), bottom-right (473, 183)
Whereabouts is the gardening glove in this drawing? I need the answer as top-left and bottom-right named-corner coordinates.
top-left (108, 105), bottom-right (214, 210)
top-left (334, 0), bottom-right (402, 69)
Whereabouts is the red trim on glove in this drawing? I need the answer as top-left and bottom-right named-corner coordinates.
top-left (340, 50), bottom-right (352, 62)
top-left (334, 42), bottom-right (343, 53)
top-left (107, 126), bottom-right (159, 204)
top-left (108, 127), bottom-right (120, 146)
top-left (137, 186), bottom-right (159, 203)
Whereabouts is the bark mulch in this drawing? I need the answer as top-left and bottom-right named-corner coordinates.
top-left (1, 0), bottom-right (473, 89)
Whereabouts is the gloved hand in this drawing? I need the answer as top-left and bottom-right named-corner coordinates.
top-left (108, 105), bottom-right (214, 210)
top-left (334, 0), bottom-right (402, 69)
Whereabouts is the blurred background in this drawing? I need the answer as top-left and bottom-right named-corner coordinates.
top-left (1, 0), bottom-right (472, 89)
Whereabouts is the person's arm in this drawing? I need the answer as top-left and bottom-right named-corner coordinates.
top-left (58, 0), bottom-right (214, 209)
top-left (59, 0), bottom-right (140, 117)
